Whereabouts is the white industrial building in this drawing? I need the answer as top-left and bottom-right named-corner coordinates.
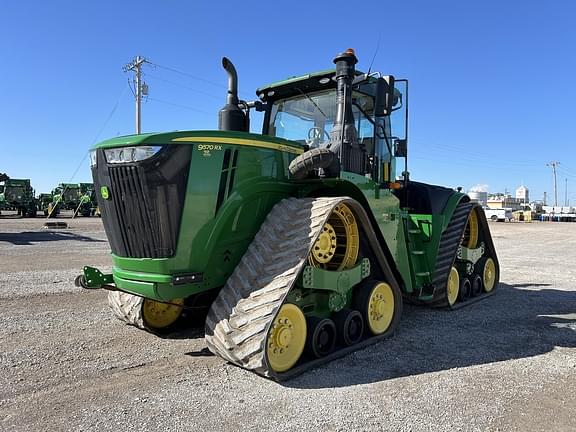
top-left (515, 185), bottom-right (529, 203)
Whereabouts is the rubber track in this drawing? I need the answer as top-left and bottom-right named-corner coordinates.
top-left (205, 197), bottom-right (399, 380)
top-left (107, 290), bottom-right (146, 328)
top-left (430, 201), bottom-right (500, 308)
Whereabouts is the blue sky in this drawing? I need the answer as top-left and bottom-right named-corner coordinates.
top-left (1, 1), bottom-right (575, 204)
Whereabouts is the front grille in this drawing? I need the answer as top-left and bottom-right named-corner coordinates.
top-left (94, 145), bottom-right (192, 258)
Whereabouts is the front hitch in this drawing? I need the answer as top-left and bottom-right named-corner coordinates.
top-left (74, 266), bottom-right (115, 290)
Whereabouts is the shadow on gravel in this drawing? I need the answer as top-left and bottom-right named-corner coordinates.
top-left (285, 283), bottom-right (576, 389)
top-left (0, 231), bottom-right (106, 245)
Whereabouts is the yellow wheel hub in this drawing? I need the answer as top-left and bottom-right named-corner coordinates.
top-left (311, 222), bottom-right (337, 264)
top-left (308, 203), bottom-right (359, 271)
top-left (142, 298), bottom-right (184, 329)
top-left (447, 267), bottom-right (460, 306)
top-left (367, 282), bottom-right (395, 335)
top-left (483, 258), bottom-right (496, 292)
top-left (462, 209), bottom-right (479, 249)
top-left (267, 304), bottom-right (306, 372)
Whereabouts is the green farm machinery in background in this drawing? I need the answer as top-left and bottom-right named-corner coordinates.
top-left (77, 183), bottom-right (97, 217)
top-left (39, 192), bottom-right (60, 217)
top-left (54, 183), bottom-right (81, 210)
top-left (0, 178), bottom-right (37, 217)
top-left (77, 49), bottom-right (499, 380)
top-left (45, 183), bottom-right (97, 217)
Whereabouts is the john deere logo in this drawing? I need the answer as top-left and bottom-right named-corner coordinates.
top-left (100, 186), bottom-right (110, 200)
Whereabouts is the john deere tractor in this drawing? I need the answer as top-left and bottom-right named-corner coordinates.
top-left (76, 183), bottom-right (96, 217)
top-left (77, 49), bottom-right (499, 380)
top-left (55, 183), bottom-right (82, 210)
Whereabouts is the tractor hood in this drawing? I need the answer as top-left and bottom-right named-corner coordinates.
top-left (92, 130), bottom-right (304, 154)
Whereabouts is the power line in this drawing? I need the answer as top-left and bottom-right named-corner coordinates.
top-left (144, 72), bottom-right (221, 100)
top-left (149, 61), bottom-right (252, 100)
top-left (146, 97), bottom-right (213, 116)
top-left (91, 85), bottom-right (130, 146)
top-left (411, 140), bottom-right (545, 168)
top-left (149, 61), bottom-right (224, 89)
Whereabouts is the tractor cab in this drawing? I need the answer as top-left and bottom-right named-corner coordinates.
top-left (255, 59), bottom-right (409, 188)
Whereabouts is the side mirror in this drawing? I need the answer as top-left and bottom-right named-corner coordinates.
top-left (352, 73), bottom-right (369, 86)
top-left (394, 138), bottom-right (407, 157)
top-left (374, 76), bottom-right (396, 116)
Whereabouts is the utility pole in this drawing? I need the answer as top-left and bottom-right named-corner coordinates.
top-left (123, 56), bottom-right (149, 134)
top-left (547, 161), bottom-right (560, 207)
top-left (565, 178), bottom-right (568, 207)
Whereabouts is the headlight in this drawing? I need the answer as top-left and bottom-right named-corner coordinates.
top-left (104, 146), bottom-right (162, 164)
top-left (89, 150), bottom-right (97, 168)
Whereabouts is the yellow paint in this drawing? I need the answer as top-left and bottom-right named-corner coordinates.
top-left (309, 203), bottom-right (359, 271)
top-left (367, 282), bottom-right (395, 334)
top-left (463, 210), bottom-right (479, 249)
top-left (172, 136), bottom-right (304, 155)
top-left (311, 222), bottom-right (337, 264)
top-left (142, 298), bottom-right (184, 329)
top-left (267, 304), bottom-right (307, 372)
top-left (447, 267), bottom-right (460, 306)
top-left (483, 258), bottom-right (496, 292)
top-left (383, 162), bottom-right (390, 182)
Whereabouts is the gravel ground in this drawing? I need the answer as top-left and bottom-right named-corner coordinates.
top-left (0, 216), bottom-right (574, 431)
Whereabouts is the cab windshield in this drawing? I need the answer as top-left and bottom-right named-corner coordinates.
top-left (269, 89), bottom-right (375, 149)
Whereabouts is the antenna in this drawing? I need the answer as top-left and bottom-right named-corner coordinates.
top-left (366, 34), bottom-right (381, 75)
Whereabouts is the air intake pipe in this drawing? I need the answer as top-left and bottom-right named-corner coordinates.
top-left (329, 48), bottom-right (358, 153)
top-left (289, 49), bottom-right (359, 180)
top-left (218, 57), bottom-right (248, 132)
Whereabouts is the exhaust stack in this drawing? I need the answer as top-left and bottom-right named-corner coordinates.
top-left (218, 57), bottom-right (248, 132)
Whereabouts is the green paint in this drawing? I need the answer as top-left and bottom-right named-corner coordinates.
top-left (82, 66), bottom-right (476, 316)
top-left (82, 266), bottom-right (113, 288)
top-left (300, 259), bottom-right (370, 293)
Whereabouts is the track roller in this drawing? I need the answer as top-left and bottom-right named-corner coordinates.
top-left (458, 276), bottom-right (471, 302)
top-left (446, 267), bottom-right (460, 307)
top-left (471, 274), bottom-right (483, 296)
top-left (334, 309), bottom-right (364, 346)
top-left (478, 257), bottom-right (497, 293)
top-left (354, 280), bottom-right (400, 336)
top-left (305, 317), bottom-right (337, 358)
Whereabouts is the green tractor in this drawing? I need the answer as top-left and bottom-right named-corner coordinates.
top-left (39, 193), bottom-right (55, 216)
top-left (1, 178), bottom-right (37, 217)
top-left (55, 183), bottom-right (82, 211)
top-left (76, 183), bottom-right (97, 217)
top-left (77, 49), bottom-right (499, 380)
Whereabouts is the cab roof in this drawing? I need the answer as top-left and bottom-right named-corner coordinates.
top-left (256, 69), bottom-right (367, 102)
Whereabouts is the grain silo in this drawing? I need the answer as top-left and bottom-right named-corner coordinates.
top-left (468, 185), bottom-right (488, 207)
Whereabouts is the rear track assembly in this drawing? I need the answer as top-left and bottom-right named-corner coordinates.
top-left (430, 201), bottom-right (500, 309)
